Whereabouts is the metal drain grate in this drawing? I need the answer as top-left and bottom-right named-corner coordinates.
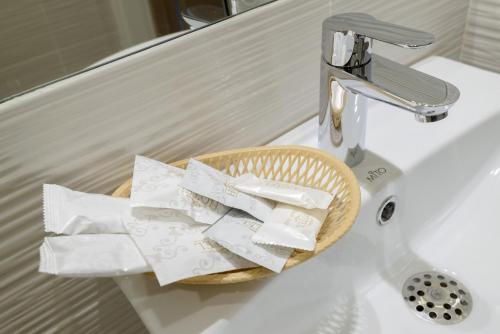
top-left (402, 271), bottom-right (472, 325)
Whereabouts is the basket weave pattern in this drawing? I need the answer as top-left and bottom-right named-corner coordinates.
top-left (113, 145), bottom-right (360, 284)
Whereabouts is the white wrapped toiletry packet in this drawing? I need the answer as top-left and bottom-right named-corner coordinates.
top-left (39, 235), bottom-right (150, 277)
top-left (252, 204), bottom-right (329, 251)
top-left (204, 210), bottom-right (293, 273)
top-left (43, 184), bottom-right (129, 234)
top-left (233, 173), bottom-right (336, 209)
top-left (124, 208), bottom-right (255, 286)
top-left (131, 155), bottom-right (230, 224)
top-left (180, 159), bottom-right (275, 221)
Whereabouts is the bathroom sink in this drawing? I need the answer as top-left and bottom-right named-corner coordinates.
top-left (114, 56), bottom-right (500, 333)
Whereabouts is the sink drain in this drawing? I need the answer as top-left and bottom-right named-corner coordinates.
top-left (376, 196), bottom-right (397, 225)
top-left (402, 271), bottom-right (472, 325)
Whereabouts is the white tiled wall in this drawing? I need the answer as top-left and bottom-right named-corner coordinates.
top-left (0, 0), bottom-right (470, 333)
top-left (461, 0), bottom-right (500, 73)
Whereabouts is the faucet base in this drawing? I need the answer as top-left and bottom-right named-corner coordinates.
top-left (318, 61), bottom-right (367, 167)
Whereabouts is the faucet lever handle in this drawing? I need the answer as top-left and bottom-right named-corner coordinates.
top-left (322, 13), bottom-right (435, 67)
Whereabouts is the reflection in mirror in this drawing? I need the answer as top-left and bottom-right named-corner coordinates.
top-left (0, 0), bottom-right (275, 102)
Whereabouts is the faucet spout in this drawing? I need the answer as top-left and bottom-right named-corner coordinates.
top-left (332, 55), bottom-right (460, 118)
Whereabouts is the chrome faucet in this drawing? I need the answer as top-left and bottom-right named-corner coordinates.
top-left (318, 13), bottom-right (460, 167)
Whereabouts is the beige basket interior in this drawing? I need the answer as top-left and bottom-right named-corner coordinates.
top-left (112, 145), bottom-right (360, 284)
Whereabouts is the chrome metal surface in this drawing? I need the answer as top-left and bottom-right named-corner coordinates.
top-left (322, 13), bottom-right (435, 67)
top-left (376, 196), bottom-right (397, 225)
top-left (402, 272), bottom-right (473, 325)
top-left (319, 13), bottom-right (460, 167)
top-left (415, 112), bottom-right (449, 123)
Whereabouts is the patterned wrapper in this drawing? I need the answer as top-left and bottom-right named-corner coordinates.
top-left (204, 210), bottom-right (293, 273)
top-left (131, 155), bottom-right (229, 224)
top-left (180, 159), bottom-right (275, 221)
top-left (124, 207), bottom-right (255, 286)
top-left (233, 173), bottom-right (336, 209)
top-left (252, 203), bottom-right (328, 251)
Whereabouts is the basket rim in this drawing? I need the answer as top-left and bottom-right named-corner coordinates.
top-left (112, 145), bottom-right (361, 285)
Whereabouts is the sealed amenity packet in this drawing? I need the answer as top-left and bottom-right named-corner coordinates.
top-left (204, 209), bottom-right (293, 273)
top-left (43, 184), bottom-right (129, 234)
top-left (39, 235), bottom-right (150, 277)
top-left (252, 204), bottom-right (329, 251)
top-left (124, 208), bottom-right (255, 286)
top-left (180, 159), bottom-right (275, 221)
top-left (233, 173), bottom-right (336, 209)
top-left (131, 155), bottom-right (230, 224)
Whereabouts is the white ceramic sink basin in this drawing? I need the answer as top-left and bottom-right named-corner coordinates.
top-left (114, 56), bottom-right (500, 333)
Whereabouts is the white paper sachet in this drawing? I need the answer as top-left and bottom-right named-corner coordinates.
top-left (252, 204), bottom-right (328, 251)
top-left (180, 159), bottom-right (275, 221)
top-left (204, 210), bottom-right (293, 273)
top-left (39, 235), bottom-right (150, 277)
top-left (233, 173), bottom-right (336, 209)
top-left (43, 184), bottom-right (129, 234)
top-left (124, 208), bottom-right (255, 286)
top-left (131, 155), bottom-right (230, 224)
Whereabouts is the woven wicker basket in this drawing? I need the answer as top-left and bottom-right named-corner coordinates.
top-left (112, 145), bottom-right (360, 284)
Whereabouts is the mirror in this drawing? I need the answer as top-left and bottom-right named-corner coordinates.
top-left (0, 0), bottom-right (276, 103)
